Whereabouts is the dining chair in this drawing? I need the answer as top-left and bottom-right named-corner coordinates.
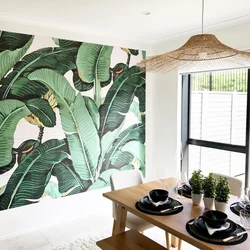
top-left (110, 169), bottom-right (176, 250)
top-left (212, 172), bottom-right (243, 197)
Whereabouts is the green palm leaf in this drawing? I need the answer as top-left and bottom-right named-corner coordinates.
top-left (102, 123), bottom-right (145, 171)
top-left (44, 182), bottom-right (61, 199)
top-left (135, 83), bottom-right (146, 112)
top-left (121, 141), bottom-right (145, 175)
top-left (0, 151), bottom-right (16, 174)
top-left (99, 66), bottom-right (145, 137)
top-left (0, 139), bottom-right (68, 210)
top-left (72, 69), bottom-right (94, 91)
top-left (0, 31), bottom-right (33, 80)
top-left (110, 151), bottom-right (134, 168)
top-left (0, 47), bottom-right (78, 99)
top-left (28, 69), bottom-right (101, 182)
top-left (16, 139), bottom-right (40, 164)
top-left (52, 38), bottom-right (81, 48)
top-left (52, 158), bottom-right (91, 196)
top-left (26, 98), bottom-right (56, 127)
top-left (76, 43), bottom-right (113, 107)
top-left (83, 96), bottom-right (99, 131)
top-left (0, 100), bottom-right (30, 167)
top-left (88, 169), bottom-right (119, 191)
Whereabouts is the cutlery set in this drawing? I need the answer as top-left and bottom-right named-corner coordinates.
top-left (222, 231), bottom-right (248, 242)
top-left (160, 205), bottom-right (183, 213)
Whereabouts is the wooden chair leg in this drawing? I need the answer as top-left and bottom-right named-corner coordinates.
top-left (112, 220), bottom-right (116, 236)
top-left (165, 232), bottom-right (171, 249)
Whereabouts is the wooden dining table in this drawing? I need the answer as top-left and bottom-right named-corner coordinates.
top-left (103, 180), bottom-right (250, 250)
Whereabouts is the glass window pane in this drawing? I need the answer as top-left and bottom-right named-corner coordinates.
top-left (189, 69), bottom-right (247, 146)
top-left (188, 145), bottom-right (245, 186)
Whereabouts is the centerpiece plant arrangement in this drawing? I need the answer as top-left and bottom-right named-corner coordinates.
top-left (203, 173), bottom-right (216, 210)
top-left (190, 169), bottom-right (204, 205)
top-left (214, 176), bottom-right (231, 212)
top-left (0, 31), bottom-right (146, 211)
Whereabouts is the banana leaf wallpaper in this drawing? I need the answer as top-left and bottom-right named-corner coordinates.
top-left (0, 31), bottom-right (145, 210)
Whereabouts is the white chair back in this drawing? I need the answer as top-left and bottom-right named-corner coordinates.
top-left (212, 173), bottom-right (243, 197)
top-left (110, 169), bottom-right (144, 219)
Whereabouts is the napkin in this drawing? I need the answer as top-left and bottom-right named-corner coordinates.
top-left (204, 222), bottom-right (230, 236)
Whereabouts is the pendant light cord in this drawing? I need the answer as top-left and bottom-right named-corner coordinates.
top-left (202, 0), bottom-right (204, 34)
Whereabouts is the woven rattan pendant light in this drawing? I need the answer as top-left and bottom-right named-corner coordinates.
top-left (138, 0), bottom-right (250, 72)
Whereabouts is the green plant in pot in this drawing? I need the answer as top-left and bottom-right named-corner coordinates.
top-left (203, 173), bottom-right (216, 210)
top-left (191, 169), bottom-right (204, 205)
top-left (215, 176), bottom-right (230, 212)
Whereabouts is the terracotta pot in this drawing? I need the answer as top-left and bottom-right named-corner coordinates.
top-left (203, 197), bottom-right (215, 210)
top-left (215, 200), bottom-right (227, 212)
top-left (191, 192), bottom-right (204, 206)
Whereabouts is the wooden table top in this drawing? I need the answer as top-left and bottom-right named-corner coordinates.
top-left (103, 180), bottom-right (250, 250)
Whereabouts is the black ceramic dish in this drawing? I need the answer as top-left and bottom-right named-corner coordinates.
top-left (135, 196), bottom-right (183, 216)
top-left (148, 189), bottom-right (169, 203)
top-left (193, 216), bottom-right (236, 236)
top-left (203, 210), bottom-right (228, 228)
top-left (230, 202), bottom-right (242, 216)
top-left (230, 202), bottom-right (250, 216)
top-left (178, 184), bottom-right (192, 198)
top-left (186, 217), bottom-right (248, 245)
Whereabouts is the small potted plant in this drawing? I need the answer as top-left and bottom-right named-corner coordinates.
top-left (191, 169), bottom-right (204, 205)
top-left (203, 173), bottom-right (216, 210)
top-left (215, 176), bottom-right (230, 212)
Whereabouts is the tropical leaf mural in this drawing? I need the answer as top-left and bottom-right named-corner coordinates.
top-left (0, 139), bottom-right (68, 209)
top-left (0, 100), bottom-right (30, 167)
top-left (28, 69), bottom-right (101, 182)
top-left (98, 66), bottom-right (145, 137)
top-left (0, 30), bottom-right (146, 211)
top-left (76, 43), bottom-right (113, 107)
top-left (0, 32), bottom-right (33, 81)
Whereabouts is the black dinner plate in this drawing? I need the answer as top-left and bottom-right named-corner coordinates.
top-left (186, 218), bottom-right (248, 245)
top-left (230, 202), bottom-right (243, 216)
top-left (178, 184), bottom-right (192, 198)
top-left (194, 216), bottom-right (237, 237)
top-left (135, 196), bottom-right (183, 215)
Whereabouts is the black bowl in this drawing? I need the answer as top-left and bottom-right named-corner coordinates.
top-left (148, 189), bottom-right (169, 203)
top-left (203, 210), bottom-right (228, 228)
top-left (189, 178), bottom-right (193, 187)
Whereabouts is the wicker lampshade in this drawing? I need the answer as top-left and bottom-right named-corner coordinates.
top-left (138, 34), bottom-right (250, 73)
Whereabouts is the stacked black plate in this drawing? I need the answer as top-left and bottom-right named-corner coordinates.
top-left (230, 202), bottom-right (250, 216)
top-left (186, 216), bottom-right (248, 245)
top-left (178, 184), bottom-right (192, 198)
top-left (135, 196), bottom-right (183, 216)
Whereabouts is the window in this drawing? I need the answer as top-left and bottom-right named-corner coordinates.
top-left (181, 69), bottom-right (250, 187)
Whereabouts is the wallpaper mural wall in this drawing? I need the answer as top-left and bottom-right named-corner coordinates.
top-left (0, 31), bottom-right (145, 210)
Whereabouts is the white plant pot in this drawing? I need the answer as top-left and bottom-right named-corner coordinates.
top-left (215, 200), bottom-right (227, 212)
top-left (191, 192), bottom-right (204, 206)
top-left (203, 197), bottom-right (215, 210)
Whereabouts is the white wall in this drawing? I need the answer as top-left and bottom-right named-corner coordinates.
top-left (145, 71), bottom-right (181, 181)
top-left (1, 19), bottom-right (250, 240)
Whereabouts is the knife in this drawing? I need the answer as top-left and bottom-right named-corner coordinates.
top-left (222, 231), bottom-right (248, 242)
top-left (160, 205), bottom-right (183, 213)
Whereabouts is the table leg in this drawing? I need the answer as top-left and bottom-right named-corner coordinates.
top-left (113, 204), bottom-right (127, 236)
top-left (171, 235), bottom-right (179, 248)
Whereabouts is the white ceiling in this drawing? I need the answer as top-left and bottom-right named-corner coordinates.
top-left (0, 0), bottom-right (250, 44)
